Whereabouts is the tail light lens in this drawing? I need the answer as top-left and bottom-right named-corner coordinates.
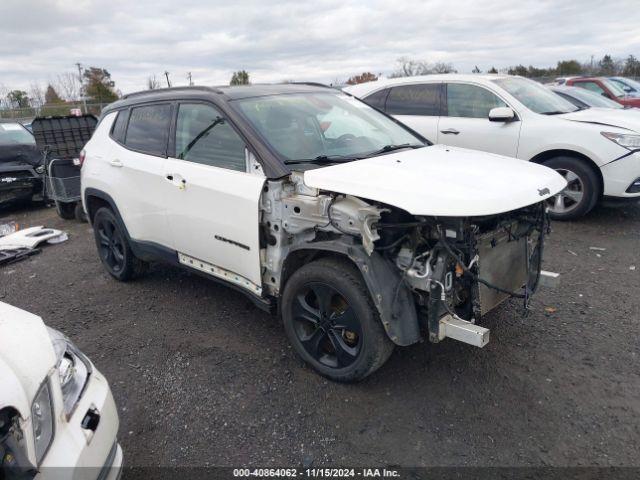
top-left (78, 149), bottom-right (86, 168)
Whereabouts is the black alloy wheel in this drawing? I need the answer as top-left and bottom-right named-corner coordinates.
top-left (291, 282), bottom-right (362, 369)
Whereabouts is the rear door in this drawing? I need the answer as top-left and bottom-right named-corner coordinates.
top-left (164, 102), bottom-right (265, 290)
top-left (382, 83), bottom-right (442, 143)
top-left (437, 82), bottom-right (521, 157)
top-left (108, 103), bottom-right (173, 245)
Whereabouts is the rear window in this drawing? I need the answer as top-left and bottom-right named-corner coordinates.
top-left (124, 104), bottom-right (172, 156)
top-left (385, 84), bottom-right (440, 116)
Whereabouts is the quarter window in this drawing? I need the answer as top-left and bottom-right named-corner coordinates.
top-left (446, 84), bottom-right (507, 118)
top-left (124, 104), bottom-right (172, 156)
top-left (111, 110), bottom-right (129, 143)
top-left (362, 89), bottom-right (389, 111)
top-left (385, 84), bottom-right (440, 116)
top-left (175, 103), bottom-right (246, 172)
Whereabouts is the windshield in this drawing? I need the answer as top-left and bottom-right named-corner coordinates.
top-left (493, 77), bottom-right (579, 114)
top-left (602, 78), bottom-right (628, 98)
top-left (234, 92), bottom-right (425, 164)
top-left (560, 87), bottom-right (623, 109)
top-left (615, 77), bottom-right (640, 92)
top-left (0, 122), bottom-right (35, 146)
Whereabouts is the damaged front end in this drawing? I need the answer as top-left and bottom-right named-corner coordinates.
top-left (261, 172), bottom-right (554, 349)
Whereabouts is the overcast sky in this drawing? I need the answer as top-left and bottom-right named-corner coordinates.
top-left (1, 0), bottom-right (639, 95)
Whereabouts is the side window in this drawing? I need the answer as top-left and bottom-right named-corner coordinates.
top-left (446, 84), bottom-right (507, 118)
top-left (578, 82), bottom-right (605, 95)
top-left (385, 84), bottom-right (440, 116)
top-left (110, 109), bottom-right (129, 143)
top-left (175, 103), bottom-right (246, 172)
top-left (362, 89), bottom-right (389, 110)
top-left (124, 104), bottom-right (172, 156)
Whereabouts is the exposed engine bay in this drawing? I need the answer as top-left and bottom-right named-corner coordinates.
top-left (260, 173), bottom-right (549, 347)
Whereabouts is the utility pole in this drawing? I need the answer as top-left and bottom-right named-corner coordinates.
top-left (187, 72), bottom-right (193, 86)
top-left (164, 71), bottom-right (171, 88)
top-left (76, 62), bottom-right (88, 114)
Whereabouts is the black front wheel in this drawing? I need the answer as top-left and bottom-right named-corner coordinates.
top-left (282, 258), bottom-right (394, 382)
top-left (92, 207), bottom-right (147, 281)
top-left (543, 156), bottom-right (599, 220)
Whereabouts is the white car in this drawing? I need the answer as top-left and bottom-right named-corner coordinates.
top-left (0, 302), bottom-right (122, 478)
top-left (345, 75), bottom-right (640, 220)
top-left (81, 84), bottom-right (564, 381)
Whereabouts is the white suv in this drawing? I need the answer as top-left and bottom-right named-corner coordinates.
top-left (345, 75), bottom-right (640, 219)
top-left (81, 84), bottom-right (564, 381)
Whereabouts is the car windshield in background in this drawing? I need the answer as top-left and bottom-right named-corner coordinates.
top-left (234, 92), bottom-right (425, 164)
top-left (602, 79), bottom-right (628, 98)
top-left (0, 123), bottom-right (35, 146)
top-left (562, 87), bottom-right (623, 109)
top-left (493, 77), bottom-right (579, 115)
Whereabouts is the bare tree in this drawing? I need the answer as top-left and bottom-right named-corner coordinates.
top-left (389, 57), bottom-right (457, 78)
top-left (55, 72), bottom-right (82, 101)
top-left (0, 83), bottom-right (11, 110)
top-left (147, 74), bottom-right (160, 90)
top-left (29, 82), bottom-right (45, 110)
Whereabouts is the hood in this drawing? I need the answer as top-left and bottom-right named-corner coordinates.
top-left (0, 143), bottom-right (42, 168)
top-left (559, 107), bottom-right (640, 132)
top-left (303, 145), bottom-right (566, 217)
top-left (0, 302), bottom-right (55, 409)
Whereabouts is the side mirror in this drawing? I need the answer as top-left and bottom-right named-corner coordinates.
top-left (488, 107), bottom-right (515, 122)
top-left (623, 86), bottom-right (632, 92)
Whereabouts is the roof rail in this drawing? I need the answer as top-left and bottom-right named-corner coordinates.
top-left (122, 85), bottom-right (221, 100)
top-left (288, 82), bottom-right (335, 89)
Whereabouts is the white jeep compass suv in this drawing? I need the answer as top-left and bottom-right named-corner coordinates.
top-left (81, 84), bottom-right (564, 381)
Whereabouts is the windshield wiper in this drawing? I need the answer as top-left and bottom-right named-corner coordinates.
top-left (540, 111), bottom-right (569, 115)
top-left (283, 154), bottom-right (357, 165)
top-left (362, 143), bottom-right (422, 158)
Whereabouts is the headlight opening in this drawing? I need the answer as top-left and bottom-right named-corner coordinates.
top-left (31, 379), bottom-right (54, 465)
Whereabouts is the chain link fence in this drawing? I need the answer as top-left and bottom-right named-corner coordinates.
top-left (0, 102), bottom-right (110, 123)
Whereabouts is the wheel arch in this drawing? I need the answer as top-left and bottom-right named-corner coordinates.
top-left (280, 240), bottom-right (421, 346)
top-left (530, 149), bottom-right (604, 198)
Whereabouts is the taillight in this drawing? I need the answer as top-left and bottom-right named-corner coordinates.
top-left (78, 149), bottom-right (86, 168)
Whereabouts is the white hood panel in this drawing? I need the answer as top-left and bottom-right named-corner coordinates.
top-left (303, 145), bottom-right (566, 216)
top-left (560, 107), bottom-right (640, 133)
top-left (0, 302), bottom-right (55, 408)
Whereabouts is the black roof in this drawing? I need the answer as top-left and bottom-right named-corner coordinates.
top-left (104, 83), bottom-right (336, 114)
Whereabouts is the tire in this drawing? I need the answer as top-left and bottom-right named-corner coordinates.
top-left (74, 202), bottom-right (87, 223)
top-left (55, 200), bottom-right (76, 220)
top-left (92, 207), bottom-right (147, 281)
top-left (282, 257), bottom-right (394, 382)
top-left (543, 156), bottom-right (599, 220)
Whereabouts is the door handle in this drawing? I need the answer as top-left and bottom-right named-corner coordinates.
top-left (440, 128), bottom-right (460, 135)
top-left (109, 159), bottom-right (123, 167)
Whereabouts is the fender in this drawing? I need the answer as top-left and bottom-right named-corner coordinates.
top-left (284, 238), bottom-right (421, 347)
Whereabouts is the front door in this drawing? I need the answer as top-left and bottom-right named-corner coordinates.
top-left (437, 82), bottom-right (521, 158)
top-left (164, 102), bottom-right (265, 290)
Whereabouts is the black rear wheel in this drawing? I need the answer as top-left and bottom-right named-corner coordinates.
top-left (282, 258), bottom-right (394, 382)
top-left (55, 200), bottom-right (76, 220)
top-left (92, 207), bottom-right (147, 281)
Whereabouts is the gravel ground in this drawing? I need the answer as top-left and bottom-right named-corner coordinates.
top-left (1, 202), bottom-right (639, 468)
